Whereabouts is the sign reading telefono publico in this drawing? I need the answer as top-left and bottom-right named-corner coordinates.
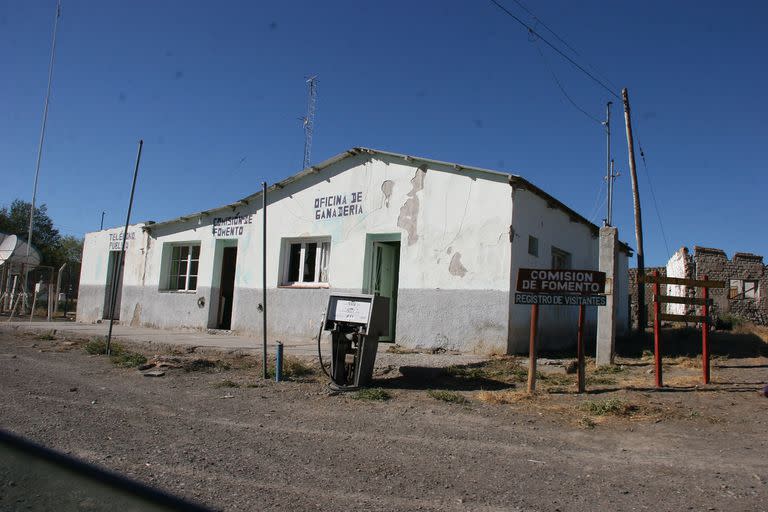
top-left (514, 268), bottom-right (607, 306)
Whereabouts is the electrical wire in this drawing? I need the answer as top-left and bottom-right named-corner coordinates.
top-left (489, 0), bottom-right (620, 100)
top-left (633, 123), bottom-right (671, 259)
top-left (532, 38), bottom-right (603, 125)
top-left (508, 0), bottom-right (580, 56)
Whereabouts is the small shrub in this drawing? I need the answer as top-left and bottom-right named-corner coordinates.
top-left (578, 398), bottom-right (638, 416)
top-left (593, 365), bottom-right (625, 375)
top-left (351, 388), bottom-right (390, 401)
top-left (84, 338), bottom-right (107, 355)
top-left (283, 357), bottom-right (315, 378)
top-left (110, 351), bottom-right (147, 368)
top-left (36, 331), bottom-right (56, 341)
top-left (427, 390), bottom-right (468, 404)
top-left (716, 314), bottom-right (742, 331)
top-left (84, 338), bottom-right (125, 356)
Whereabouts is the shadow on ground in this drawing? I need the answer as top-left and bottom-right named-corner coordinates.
top-left (617, 327), bottom-right (768, 358)
top-left (375, 363), bottom-right (518, 391)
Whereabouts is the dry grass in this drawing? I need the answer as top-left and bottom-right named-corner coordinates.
top-left (475, 389), bottom-right (548, 404)
top-left (386, 344), bottom-right (419, 354)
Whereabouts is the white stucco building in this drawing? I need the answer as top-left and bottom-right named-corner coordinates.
top-left (77, 148), bottom-right (631, 353)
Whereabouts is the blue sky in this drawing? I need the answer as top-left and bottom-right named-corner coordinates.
top-left (2, 1), bottom-right (766, 266)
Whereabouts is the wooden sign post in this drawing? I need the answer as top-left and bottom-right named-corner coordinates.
top-left (515, 268), bottom-right (607, 394)
top-left (641, 272), bottom-right (725, 387)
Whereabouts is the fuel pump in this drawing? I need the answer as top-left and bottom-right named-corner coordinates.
top-left (319, 293), bottom-right (389, 391)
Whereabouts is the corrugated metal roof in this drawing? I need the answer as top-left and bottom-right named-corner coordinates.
top-left (142, 147), bottom-right (633, 254)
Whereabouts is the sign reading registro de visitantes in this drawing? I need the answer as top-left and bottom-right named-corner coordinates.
top-left (514, 268), bottom-right (607, 306)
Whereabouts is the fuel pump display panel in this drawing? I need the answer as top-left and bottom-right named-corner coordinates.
top-left (328, 298), bottom-right (371, 324)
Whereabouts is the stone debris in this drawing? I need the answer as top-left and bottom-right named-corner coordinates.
top-left (142, 370), bottom-right (166, 377)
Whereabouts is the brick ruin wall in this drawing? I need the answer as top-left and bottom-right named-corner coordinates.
top-left (693, 247), bottom-right (768, 325)
top-left (628, 247), bottom-right (767, 328)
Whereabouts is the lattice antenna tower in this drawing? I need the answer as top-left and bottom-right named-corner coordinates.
top-left (302, 75), bottom-right (318, 169)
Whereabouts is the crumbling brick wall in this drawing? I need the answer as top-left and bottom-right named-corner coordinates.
top-left (694, 247), bottom-right (767, 325)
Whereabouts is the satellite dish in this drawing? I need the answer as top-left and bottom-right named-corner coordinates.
top-left (0, 234), bottom-right (42, 269)
top-left (0, 235), bottom-right (18, 265)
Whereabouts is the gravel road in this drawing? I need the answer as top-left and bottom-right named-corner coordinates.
top-left (1, 331), bottom-right (767, 511)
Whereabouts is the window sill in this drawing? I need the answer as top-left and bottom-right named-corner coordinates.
top-left (158, 289), bottom-right (198, 294)
top-left (278, 283), bottom-right (330, 289)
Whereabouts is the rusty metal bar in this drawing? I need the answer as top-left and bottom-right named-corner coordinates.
top-left (702, 277), bottom-right (710, 384)
top-left (653, 270), bottom-right (662, 388)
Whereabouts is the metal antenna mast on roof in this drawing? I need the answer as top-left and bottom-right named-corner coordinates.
top-left (302, 75), bottom-right (318, 169)
top-left (603, 101), bottom-right (619, 226)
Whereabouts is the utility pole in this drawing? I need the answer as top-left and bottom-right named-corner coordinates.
top-left (302, 75), bottom-right (318, 169)
top-left (622, 88), bottom-right (645, 330)
top-left (603, 102), bottom-right (611, 225)
top-left (106, 140), bottom-right (143, 355)
top-left (25, 0), bottom-right (61, 312)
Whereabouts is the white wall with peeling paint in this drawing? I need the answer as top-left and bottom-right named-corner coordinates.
top-left (78, 150), bottom-right (629, 353)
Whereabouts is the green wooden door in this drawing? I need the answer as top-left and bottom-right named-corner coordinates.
top-left (371, 241), bottom-right (399, 342)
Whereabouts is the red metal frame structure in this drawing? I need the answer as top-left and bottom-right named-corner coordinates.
top-left (643, 272), bottom-right (725, 388)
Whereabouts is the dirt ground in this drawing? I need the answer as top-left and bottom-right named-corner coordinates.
top-left (1, 329), bottom-right (767, 512)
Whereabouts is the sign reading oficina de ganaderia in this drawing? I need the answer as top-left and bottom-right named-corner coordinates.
top-left (212, 213), bottom-right (253, 238)
top-left (514, 268), bottom-right (607, 306)
top-left (314, 192), bottom-right (363, 220)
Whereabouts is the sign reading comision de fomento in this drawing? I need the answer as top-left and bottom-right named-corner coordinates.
top-left (514, 268), bottom-right (607, 306)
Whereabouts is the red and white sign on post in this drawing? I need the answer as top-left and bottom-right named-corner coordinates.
top-left (515, 268), bottom-right (607, 393)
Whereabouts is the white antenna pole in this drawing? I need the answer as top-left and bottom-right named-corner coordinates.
top-left (302, 75), bottom-right (318, 169)
top-left (26, 0), bottom-right (62, 260)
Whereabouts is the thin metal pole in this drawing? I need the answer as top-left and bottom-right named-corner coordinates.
top-left (653, 270), bottom-right (662, 388)
top-left (702, 276), bottom-right (710, 384)
top-left (527, 303), bottom-right (539, 393)
top-left (106, 140), bottom-right (143, 355)
top-left (604, 101), bottom-right (612, 226)
top-left (577, 304), bottom-right (585, 393)
top-left (262, 181), bottom-right (268, 379)
top-left (100, 211), bottom-right (106, 230)
top-left (24, 0), bottom-right (62, 310)
top-left (623, 88), bottom-right (646, 331)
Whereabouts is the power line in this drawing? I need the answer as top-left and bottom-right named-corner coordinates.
top-left (531, 38), bottom-right (602, 125)
top-left (508, 0), bottom-right (580, 56)
top-left (633, 124), bottom-right (671, 259)
top-left (489, 0), bottom-right (620, 100)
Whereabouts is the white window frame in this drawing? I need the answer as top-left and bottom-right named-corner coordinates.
top-left (168, 243), bottom-right (200, 292)
top-left (280, 237), bottom-right (331, 287)
top-left (743, 280), bottom-right (759, 300)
